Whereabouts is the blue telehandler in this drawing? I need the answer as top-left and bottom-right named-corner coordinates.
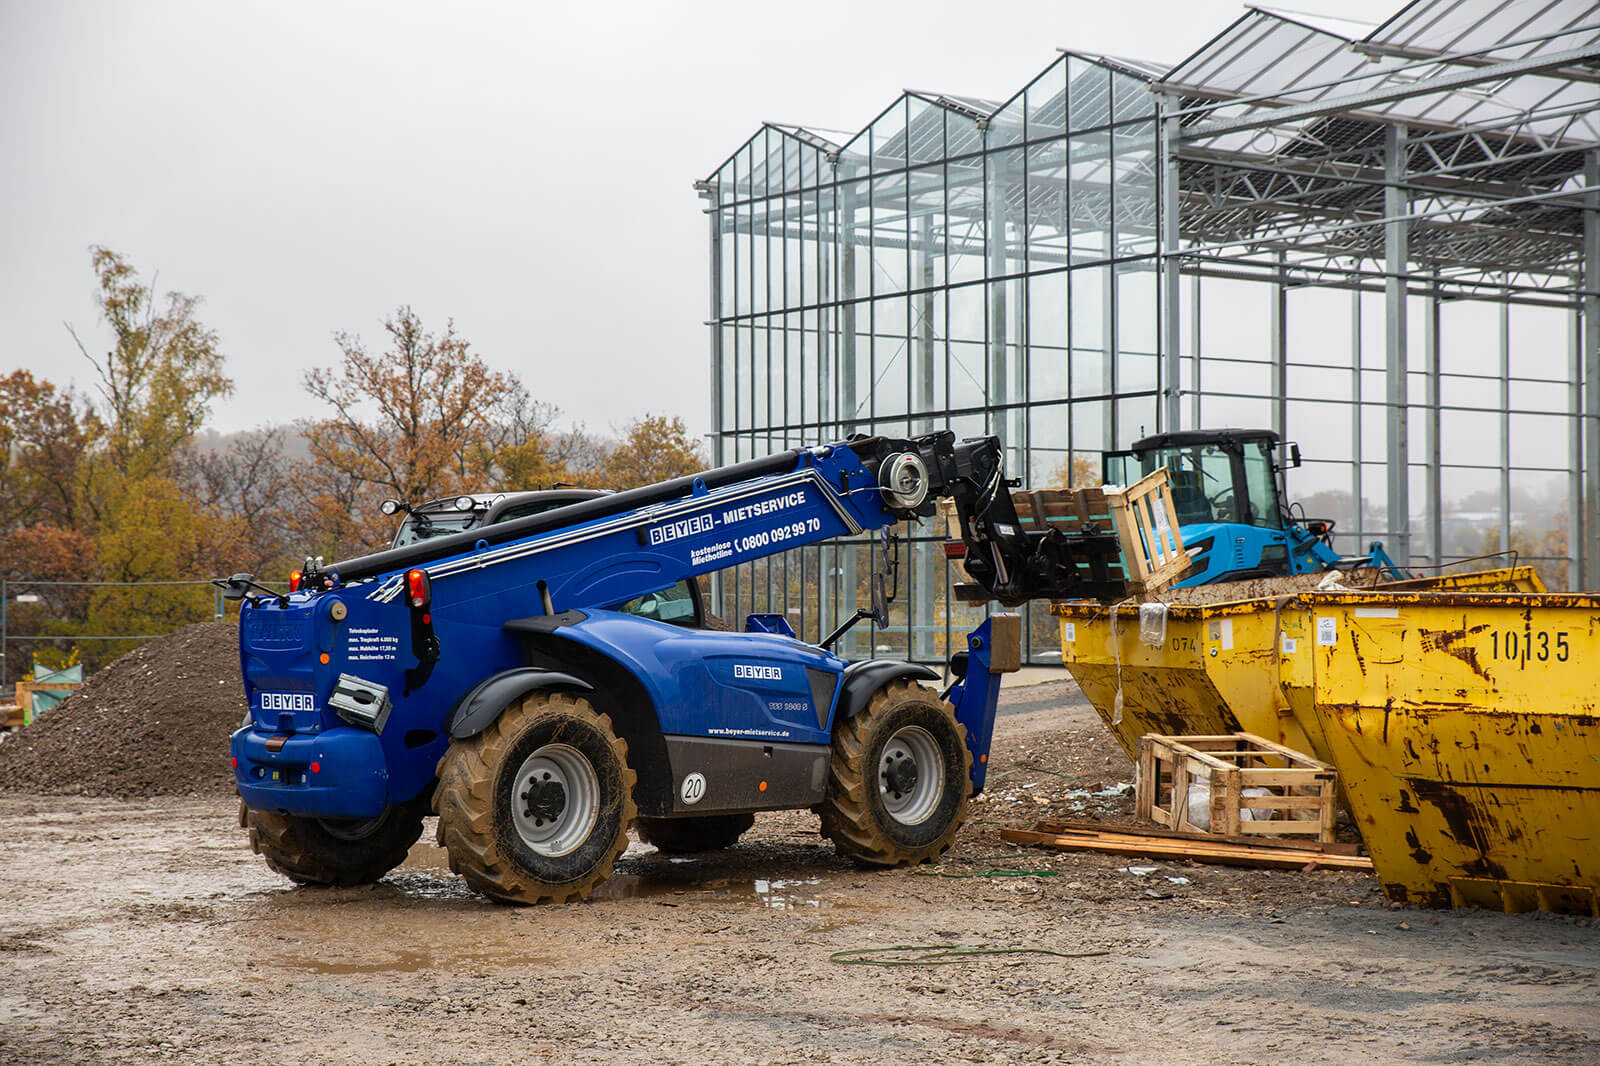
top-left (220, 431), bottom-right (1124, 904)
top-left (1103, 429), bottom-right (1401, 587)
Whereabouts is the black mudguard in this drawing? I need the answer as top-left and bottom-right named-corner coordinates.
top-left (443, 668), bottom-right (594, 740)
top-left (835, 660), bottom-right (941, 723)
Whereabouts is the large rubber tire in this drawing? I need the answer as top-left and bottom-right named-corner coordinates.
top-left (819, 679), bottom-right (971, 867)
top-left (636, 813), bottom-right (755, 854)
top-left (434, 692), bottom-right (636, 904)
top-left (245, 794), bottom-right (428, 886)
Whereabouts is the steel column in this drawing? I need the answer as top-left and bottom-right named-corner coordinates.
top-left (1271, 254), bottom-right (1287, 443)
top-left (703, 188), bottom-right (724, 467)
top-left (1189, 271), bottom-right (1202, 430)
top-left (1585, 151), bottom-right (1600, 586)
top-left (840, 175), bottom-right (859, 434)
top-left (1384, 124), bottom-right (1412, 564)
top-left (1425, 280), bottom-right (1442, 567)
top-left (1499, 295), bottom-right (1512, 555)
top-left (1161, 110), bottom-right (1183, 432)
top-left (1569, 305), bottom-right (1583, 590)
top-left (1352, 288), bottom-right (1364, 552)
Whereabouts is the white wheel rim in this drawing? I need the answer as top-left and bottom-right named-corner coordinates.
top-left (511, 743), bottom-right (601, 857)
top-left (878, 725), bottom-right (944, 826)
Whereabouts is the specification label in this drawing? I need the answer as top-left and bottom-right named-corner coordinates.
top-left (347, 627), bottom-right (400, 663)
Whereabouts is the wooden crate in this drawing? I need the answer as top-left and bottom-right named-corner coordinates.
top-left (13, 681), bottom-right (79, 719)
top-left (1135, 732), bottom-right (1339, 843)
top-left (1, 703), bottom-right (24, 729)
top-left (936, 467), bottom-right (1194, 600)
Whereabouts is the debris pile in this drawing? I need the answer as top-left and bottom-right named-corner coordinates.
top-left (0, 622), bottom-right (245, 798)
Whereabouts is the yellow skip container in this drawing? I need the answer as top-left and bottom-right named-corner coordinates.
top-left (1300, 590), bottom-right (1600, 913)
top-left (1051, 567), bottom-right (1544, 765)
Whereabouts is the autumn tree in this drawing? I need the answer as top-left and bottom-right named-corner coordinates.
top-left (53, 248), bottom-right (240, 661)
top-left (298, 307), bottom-right (568, 557)
top-left (0, 371), bottom-right (101, 534)
top-left (597, 414), bottom-right (705, 490)
top-left (67, 247), bottom-right (232, 493)
top-left (1045, 452), bottom-right (1102, 489)
top-left (179, 427), bottom-right (299, 574)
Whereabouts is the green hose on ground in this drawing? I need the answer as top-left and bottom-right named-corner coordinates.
top-left (829, 945), bottom-right (1111, 967)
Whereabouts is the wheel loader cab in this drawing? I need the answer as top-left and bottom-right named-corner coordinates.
top-left (1105, 429), bottom-right (1287, 531)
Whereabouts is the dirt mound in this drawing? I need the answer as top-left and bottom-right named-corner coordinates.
top-left (0, 622), bottom-right (245, 797)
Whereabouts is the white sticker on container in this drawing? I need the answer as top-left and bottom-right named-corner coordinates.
top-left (1354, 606), bottom-right (1400, 618)
top-left (1281, 634), bottom-right (1297, 654)
top-left (1218, 618), bottom-right (1234, 651)
top-left (1316, 616), bottom-right (1338, 646)
top-left (1061, 621), bottom-right (1076, 643)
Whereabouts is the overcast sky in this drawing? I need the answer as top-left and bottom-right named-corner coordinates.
top-left (1, 0), bottom-right (1404, 439)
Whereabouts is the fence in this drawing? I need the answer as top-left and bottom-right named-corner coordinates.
top-left (0, 578), bottom-right (232, 688)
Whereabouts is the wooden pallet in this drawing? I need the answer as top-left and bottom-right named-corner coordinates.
top-left (1001, 820), bottom-right (1372, 872)
top-left (1137, 733), bottom-right (1340, 843)
top-left (1, 703), bottom-right (25, 729)
top-left (938, 467), bottom-right (1195, 602)
top-left (1102, 468), bottom-right (1193, 597)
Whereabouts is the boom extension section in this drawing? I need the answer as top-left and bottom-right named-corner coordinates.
top-left (286, 430), bottom-right (1123, 607)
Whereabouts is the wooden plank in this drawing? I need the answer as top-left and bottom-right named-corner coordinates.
top-left (1135, 738), bottom-right (1156, 822)
top-left (1031, 819), bottom-right (1364, 856)
top-left (1235, 732), bottom-right (1337, 770)
top-left (1238, 794), bottom-right (1329, 809)
top-left (1237, 822), bottom-right (1326, 835)
top-left (1000, 826), bottom-right (1374, 872)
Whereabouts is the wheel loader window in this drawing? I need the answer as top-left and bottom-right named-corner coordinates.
top-left (1240, 446), bottom-right (1284, 529)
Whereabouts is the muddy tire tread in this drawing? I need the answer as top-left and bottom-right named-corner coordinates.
top-left (819, 679), bottom-right (971, 867)
top-left (433, 692), bottom-right (636, 905)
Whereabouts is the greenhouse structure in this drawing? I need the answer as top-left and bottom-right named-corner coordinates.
top-left (695, 0), bottom-right (1600, 665)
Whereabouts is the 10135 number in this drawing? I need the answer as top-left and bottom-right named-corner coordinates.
top-left (1490, 629), bottom-right (1570, 665)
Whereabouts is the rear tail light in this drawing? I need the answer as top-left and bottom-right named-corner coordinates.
top-left (289, 570), bottom-right (303, 592)
top-left (406, 568), bottom-right (431, 609)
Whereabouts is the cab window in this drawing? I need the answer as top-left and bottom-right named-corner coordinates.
top-left (1239, 445), bottom-right (1283, 529)
top-left (612, 581), bottom-right (700, 627)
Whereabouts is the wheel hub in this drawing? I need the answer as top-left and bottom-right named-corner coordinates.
top-left (878, 725), bottom-right (944, 826)
top-left (510, 742), bottom-right (601, 858)
top-left (521, 778), bottom-right (567, 826)
top-left (883, 754), bottom-right (919, 797)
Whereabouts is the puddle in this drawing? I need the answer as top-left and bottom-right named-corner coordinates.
top-left (399, 837), bottom-right (831, 909)
top-left (590, 873), bottom-right (828, 909)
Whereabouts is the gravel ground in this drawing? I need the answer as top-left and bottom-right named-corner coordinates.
top-left (1, 681), bottom-right (1596, 1065)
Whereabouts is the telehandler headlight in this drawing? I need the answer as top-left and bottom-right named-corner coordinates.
top-left (454, 495), bottom-right (475, 511)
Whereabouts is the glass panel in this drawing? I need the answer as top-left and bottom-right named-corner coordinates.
top-left (1068, 57), bottom-right (1111, 129)
top-left (905, 96), bottom-right (945, 165)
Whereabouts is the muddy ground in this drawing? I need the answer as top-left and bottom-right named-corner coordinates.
top-left (2, 682), bottom-right (1596, 1065)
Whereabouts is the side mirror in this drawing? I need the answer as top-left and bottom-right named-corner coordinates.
top-left (1288, 443), bottom-right (1303, 468)
top-left (870, 572), bottom-right (889, 629)
top-left (215, 573), bottom-right (259, 602)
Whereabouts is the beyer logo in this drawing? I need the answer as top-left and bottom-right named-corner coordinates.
top-left (648, 513), bottom-right (716, 546)
top-left (259, 692), bottom-right (315, 712)
top-left (733, 664), bottom-right (782, 680)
